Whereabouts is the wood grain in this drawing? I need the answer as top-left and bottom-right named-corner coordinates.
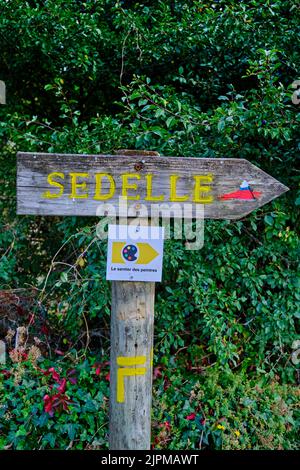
top-left (17, 152), bottom-right (289, 219)
top-left (109, 281), bottom-right (154, 450)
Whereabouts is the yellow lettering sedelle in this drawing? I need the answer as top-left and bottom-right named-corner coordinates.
top-left (43, 172), bottom-right (65, 198)
top-left (122, 173), bottom-right (140, 200)
top-left (170, 175), bottom-right (189, 202)
top-left (94, 173), bottom-right (115, 200)
top-left (42, 171), bottom-right (215, 204)
top-left (145, 174), bottom-right (164, 201)
top-left (70, 172), bottom-right (89, 199)
top-left (193, 174), bottom-right (214, 203)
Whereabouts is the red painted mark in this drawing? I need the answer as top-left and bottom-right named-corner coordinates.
top-left (219, 181), bottom-right (262, 201)
top-left (219, 189), bottom-right (262, 200)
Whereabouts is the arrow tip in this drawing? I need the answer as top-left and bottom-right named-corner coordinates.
top-left (136, 243), bottom-right (159, 264)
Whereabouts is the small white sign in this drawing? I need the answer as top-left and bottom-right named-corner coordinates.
top-left (106, 225), bottom-right (164, 282)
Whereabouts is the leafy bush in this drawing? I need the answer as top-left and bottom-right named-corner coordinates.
top-left (0, 356), bottom-right (110, 450)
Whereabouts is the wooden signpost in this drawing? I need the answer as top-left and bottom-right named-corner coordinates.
top-left (17, 152), bottom-right (288, 219)
top-left (17, 151), bottom-right (288, 450)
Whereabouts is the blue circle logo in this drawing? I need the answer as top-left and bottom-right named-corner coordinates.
top-left (122, 244), bottom-right (138, 262)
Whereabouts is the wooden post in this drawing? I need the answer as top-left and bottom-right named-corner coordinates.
top-left (0, 80), bottom-right (5, 105)
top-left (108, 151), bottom-right (158, 450)
top-left (109, 281), bottom-right (155, 450)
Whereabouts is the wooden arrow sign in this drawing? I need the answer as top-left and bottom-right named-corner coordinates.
top-left (17, 152), bottom-right (288, 219)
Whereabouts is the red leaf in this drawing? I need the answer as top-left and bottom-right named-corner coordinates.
top-left (92, 363), bottom-right (102, 375)
top-left (44, 392), bottom-right (72, 416)
top-left (58, 378), bottom-right (67, 393)
top-left (16, 305), bottom-right (25, 316)
top-left (41, 325), bottom-right (49, 336)
top-left (54, 349), bottom-right (64, 356)
top-left (43, 394), bottom-right (55, 416)
top-left (160, 421), bottom-right (171, 431)
top-left (48, 367), bottom-right (60, 382)
top-left (163, 377), bottom-right (171, 391)
top-left (153, 366), bottom-right (163, 379)
top-left (186, 412), bottom-right (196, 421)
top-left (0, 369), bottom-right (11, 378)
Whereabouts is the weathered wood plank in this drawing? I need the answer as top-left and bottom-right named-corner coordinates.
top-left (16, 152), bottom-right (289, 219)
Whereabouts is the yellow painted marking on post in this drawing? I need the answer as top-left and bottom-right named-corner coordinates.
top-left (117, 356), bottom-right (146, 366)
top-left (117, 368), bottom-right (147, 403)
top-left (116, 355), bottom-right (147, 403)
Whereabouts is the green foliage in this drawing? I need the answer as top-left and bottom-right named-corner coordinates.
top-left (152, 368), bottom-right (299, 450)
top-left (0, 0), bottom-right (299, 450)
top-left (0, 358), bottom-right (109, 450)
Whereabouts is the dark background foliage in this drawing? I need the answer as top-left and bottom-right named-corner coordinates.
top-left (0, 0), bottom-right (299, 450)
